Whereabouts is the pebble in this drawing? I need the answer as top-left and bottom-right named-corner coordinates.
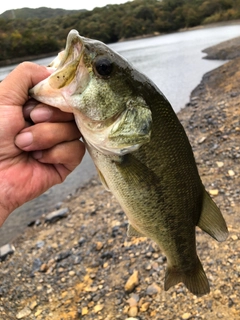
top-left (228, 170), bottom-right (235, 176)
top-left (16, 307), bottom-right (31, 319)
top-left (94, 304), bottom-right (104, 313)
top-left (181, 313), bottom-right (192, 319)
top-left (198, 136), bottom-right (206, 144)
top-left (128, 306), bottom-right (138, 317)
top-left (146, 283), bottom-right (161, 295)
top-left (209, 189), bottom-right (219, 196)
top-left (0, 243), bottom-right (15, 261)
top-left (127, 294), bottom-right (139, 307)
top-left (213, 289), bottom-right (222, 299)
top-left (124, 270), bottom-right (139, 293)
top-left (82, 307), bottom-right (88, 315)
top-left (45, 207), bottom-right (69, 223)
top-left (216, 161), bottom-right (224, 167)
top-left (95, 241), bottom-right (104, 251)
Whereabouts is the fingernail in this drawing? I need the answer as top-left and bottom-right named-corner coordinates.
top-left (31, 107), bottom-right (52, 122)
top-left (15, 132), bottom-right (33, 148)
top-left (47, 67), bottom-right (56, 73)
top-left (32, 151), bottom-right (42, 159)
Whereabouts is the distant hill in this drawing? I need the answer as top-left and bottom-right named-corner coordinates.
top-left (0, 7), bottom-right (86, 19)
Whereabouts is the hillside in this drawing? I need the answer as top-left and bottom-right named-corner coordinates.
top-left (1, 0), bottom-right (240, 64)
top-left (0, 7), bottom-right (86, 19)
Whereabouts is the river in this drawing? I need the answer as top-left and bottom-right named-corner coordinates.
top-left (1, 24), bottom-right (240, 246)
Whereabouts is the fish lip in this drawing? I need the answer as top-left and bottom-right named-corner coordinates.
top-left (52, 29), bottom-right (84, 70)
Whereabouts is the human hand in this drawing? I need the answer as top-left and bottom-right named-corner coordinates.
top-left (0, 62), bottom-right (85, 225)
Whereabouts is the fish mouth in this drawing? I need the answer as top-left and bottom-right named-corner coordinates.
top-left (29, 30), bottom-right (90, 112)
top-left (49, 29), bottom-right (83, 70)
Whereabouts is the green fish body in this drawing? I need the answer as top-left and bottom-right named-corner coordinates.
top-left (30, 30), bottom-right (228, 296)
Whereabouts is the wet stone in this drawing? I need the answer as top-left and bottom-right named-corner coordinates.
top-left (0, 243), bottom-right (15, 261)
top-left (45, 207), bottom-right (69, 223)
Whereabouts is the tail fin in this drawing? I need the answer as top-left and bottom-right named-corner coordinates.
top-left (164, 256), bottom-right (210, 296)
top-left (197, 189), bottom-right (228, 242)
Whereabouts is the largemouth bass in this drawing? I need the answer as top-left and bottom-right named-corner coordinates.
top-left (30, 30), bottom-right (228, 296)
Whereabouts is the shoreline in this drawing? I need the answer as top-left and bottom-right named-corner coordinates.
top-left (1, 36), bottom-right (240, 319)
top-left (1, 20), bottom-right (240, 67)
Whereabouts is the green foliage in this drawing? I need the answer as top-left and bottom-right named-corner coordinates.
top-left (0, 0), bottom-right (239, 62)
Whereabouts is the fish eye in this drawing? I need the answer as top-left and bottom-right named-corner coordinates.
top-left (94, 57), bottom-right (113, 78)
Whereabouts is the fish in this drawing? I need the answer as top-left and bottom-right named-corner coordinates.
top-left (30, 29), bottom-right (228, 296)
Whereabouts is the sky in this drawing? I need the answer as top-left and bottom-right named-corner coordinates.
top-left (0, 0), bottom-right (131, 15)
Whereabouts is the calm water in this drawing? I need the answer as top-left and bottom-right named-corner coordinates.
top-left (1, 24), bottom-right (240, 245)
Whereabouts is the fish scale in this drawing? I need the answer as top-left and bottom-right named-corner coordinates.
top-left (30, 29), bottom-right (228, 296)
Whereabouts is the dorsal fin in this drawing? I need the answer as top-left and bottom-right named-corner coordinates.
top-left (197, 189), bottom-right (228, 242)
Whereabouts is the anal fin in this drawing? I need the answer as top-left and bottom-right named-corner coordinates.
top-left (127, 224), bottom-right (145, 237)
top-left (197, 189), bottom-right (228, 242)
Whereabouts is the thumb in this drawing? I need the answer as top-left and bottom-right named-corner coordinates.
top-left (0, 62), bottom-right (52, 106)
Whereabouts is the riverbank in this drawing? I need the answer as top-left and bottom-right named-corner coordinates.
top-left (1, 37), bottom-right (240, 319)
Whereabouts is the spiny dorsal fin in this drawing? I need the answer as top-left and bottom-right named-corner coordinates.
top-left (164, 256), bottom-right (210, 296)
top-left (197, 189), bottom-right (228, 242)
top-left (127, 224), bottom-right (145, 237)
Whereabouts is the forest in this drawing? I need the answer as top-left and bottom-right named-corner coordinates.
top-left (0, 0), bottom-right (240, 62)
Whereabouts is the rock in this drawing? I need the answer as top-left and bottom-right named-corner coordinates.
top-left (45, 207), bottom-right (69, 223)
top-left (81, 307), bottom-right (88, 315)
top-left (198, 136), bottom-right (206, 144)
top-left (124, 270), bottom-right (139, 292)
top-left (146, 283), bottom-right (161, 295)
top-left (39, 263), bottom-right (48, 272)
top-left (128, 306), bottom-right (138, 317)
top-left (0, 243), bottom-right (15, 261)
top-left (32, 258), bottom-right (42, 272)
top-left (95, 241), bottom-right (104, 251)
top-left (29, 301), bottom-right (38, 311)
top-left (140, 302), bottom-right (151, 312)
top-left (36, 240), bottom-right (45, 249)
top-left (216, 161), bottom-right (224, 168)
top-left (213, 289), bottom-right (222, 299)
top-left (209, 189), bottom-right (219, 196)
top-left (16, 307), bottom-right (31, 319)
top-left (94, 304), bottom-right (104, 313)
top-left (228, 170), bottom-right (235, 176)
top-left (127, 294), bottom-right (139, 307)
top-left (182, 313), bottom-right (192, 320)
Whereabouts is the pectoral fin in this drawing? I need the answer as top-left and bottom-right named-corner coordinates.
top-left (96, 167), bottom-right (110, 191)
top-left (197, 188), bottom-right (228, 242)
top-left (127, 224), bottom-right (145, 237)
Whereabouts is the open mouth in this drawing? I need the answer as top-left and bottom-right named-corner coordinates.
top-left (49, 30), bottom-right (83, 71)
top-left (29, 30), bottom-right (90, 111)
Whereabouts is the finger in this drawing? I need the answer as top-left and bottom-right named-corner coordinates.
top-left (0, 62), bottom-right (53, 106)
top-left (32, 140), bottom-right (86, 173)
top-left (30, 105), bottom-right (74, 123)
top-left (23, 99), bottom-right (39, 120)
top-left (15, 122), bottom-right (81, 151)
